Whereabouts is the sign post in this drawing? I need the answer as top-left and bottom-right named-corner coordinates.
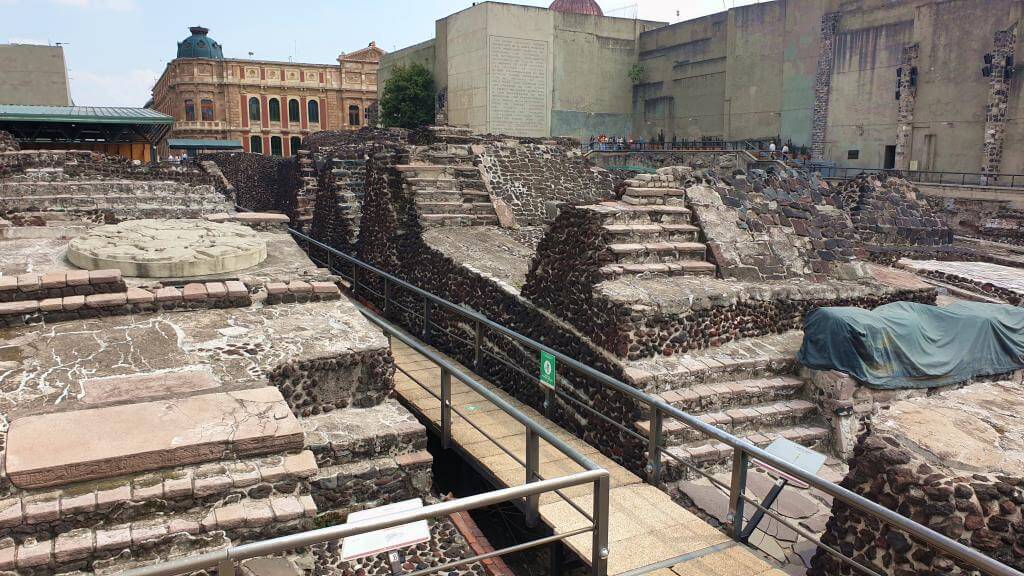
top-left (540, 350), bottom-right (556, 389)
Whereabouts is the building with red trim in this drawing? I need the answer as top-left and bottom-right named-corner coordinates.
top-left (151, 27), bottom-right (383, 157)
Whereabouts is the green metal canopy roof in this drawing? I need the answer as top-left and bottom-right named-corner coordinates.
top-left (167, 138), bottom-right (242, 150)
top-left (0, 105), bottom-right (173, 124)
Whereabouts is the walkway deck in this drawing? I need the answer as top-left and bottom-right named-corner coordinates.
top-left (391, 339), bottom-right (787, 576)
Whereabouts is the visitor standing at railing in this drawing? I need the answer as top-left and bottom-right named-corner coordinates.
top-left (769, 141), bottom-right (777, 159)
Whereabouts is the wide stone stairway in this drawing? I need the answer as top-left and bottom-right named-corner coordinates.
top-left (397, 144), bottom-right (499, 228)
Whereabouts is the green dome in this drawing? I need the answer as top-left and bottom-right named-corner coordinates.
top-left (177, 26), bottom-right (224, 59)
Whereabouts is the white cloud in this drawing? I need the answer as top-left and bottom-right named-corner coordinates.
top-left (48, 0), bottom-right (136, 11)
top-left (68, 68), bottom-right (158, 107)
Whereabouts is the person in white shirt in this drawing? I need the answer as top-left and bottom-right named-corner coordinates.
top-left (768, 141), bottom-right (777, 159)
top-left (781, 144), bottom-right (790, 159)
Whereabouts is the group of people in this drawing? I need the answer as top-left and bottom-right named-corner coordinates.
top-left (588, 133), bottom-right (670, 151)
top-left (767, 141), bottom-right (791, 160)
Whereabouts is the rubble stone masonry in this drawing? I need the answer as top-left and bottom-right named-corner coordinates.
top-left (982, 27), bottom-right (1017, 179)
top-left (895, 44), bottom-right (919, 171)
top-left (811, 12), bottom-right (841, 161)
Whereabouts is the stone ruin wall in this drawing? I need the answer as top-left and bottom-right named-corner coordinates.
top-left (810, 430), bottom-right (1024, 576)
top-left (205, 151), bottom-right (299, 214)
top-left (925, 194), bottom-right (1024, 246)
top-left (478, 141), bottom-right (617, 226)
top-left (0, 131), bottom-right (19, 153)
top-left (346, 145), bottom-right (651, 472)
top-left (831, 175), bottom-right (953, 248)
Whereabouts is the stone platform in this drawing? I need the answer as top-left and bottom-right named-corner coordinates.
top-left (6, 388), bottom-right (303, 489)
top-left (423, 226), bottom-right (534, 293)
top-left (898, 258), bottom-right (1024, 304)
top-left (67, 219), bottom-right (267, 278)
top-left (0, 228), bottom-right (318, 288)
top-left (0, 298), bottom-right (389, 417)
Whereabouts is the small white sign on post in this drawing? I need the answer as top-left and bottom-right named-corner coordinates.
top-left (341, 498), bottom-right (432, 561)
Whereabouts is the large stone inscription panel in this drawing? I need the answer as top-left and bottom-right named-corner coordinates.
top-left (488, 35), bottom-right (548, 136)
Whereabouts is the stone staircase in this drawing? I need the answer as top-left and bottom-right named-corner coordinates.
top-left (397, 144), bottom-right (499, 228)
top-left (625, 332), bottom-right (830, 481)
top-left (594, 180), bottom-right (716, 278)
top-left (0, 387), bottom-right (319, 574)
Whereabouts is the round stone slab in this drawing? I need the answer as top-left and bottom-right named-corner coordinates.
top-left (67, 219), bottom-right (268, 278)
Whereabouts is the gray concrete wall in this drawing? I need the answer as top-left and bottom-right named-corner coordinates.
top-left (377, 39), bottom-right (436, 101)
top-left (0, 44), bottom-right (72, 106)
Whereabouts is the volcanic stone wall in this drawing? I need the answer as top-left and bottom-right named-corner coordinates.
top-left (0, 149), bottom-right (217, 187)
top-left (0, 131), bottom-right (19, 153)
top-left (810, 432), bottom-right (1024, 576)
top-left (205, 152), bottom-right (299, 214)
top-left (693, 168), bottom-right (860, 282)
top-left (926, 195), bottom-right (1024, 246)
top-left (830, 175), bottom-right (953, 247)
top-left (350, 146), bottom-right (649, 471)
top-left (478, 142), bottom-right (616, 226)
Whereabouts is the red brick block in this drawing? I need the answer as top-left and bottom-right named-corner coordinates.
top-left (287, 280), bottom-right (313, 294)
top-left (154, 287), bottom-right (181, 302)
top-left (38, 298), bottom-right (63, 312)
top-left (311, 281), bottom-right (339, 295)
top-left (86, 293), bottom-right (127, 308)
top-left (16, 274), bottom-right (39, 292)
top-left (65, 270), bottom-right (90, 286)
top-left (126, 287), bottom-right (155, 304)
top-left (182, 283), bottom-right (207, 301)
top-left (39, 272), bottom-right (66, 289)
top-left (62, 295), bottom-right (85, 310)
top-left (265, 282), bottom-right (288, 295)
top-left (225, 280), bottom-right (248, 298)
top-left (205, 282), bottom-right (227, 298)
top-left (0, 301), bottom-right (39, 315)
top-left (0, 276), bottom-right (16, 291)
top-left (395, 450), bottom-right (433, 468)
top-left (88, 269), bottom-right (122, 284)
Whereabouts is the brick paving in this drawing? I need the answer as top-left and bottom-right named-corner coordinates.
top-left (391, 339), bottom-right (785, 576)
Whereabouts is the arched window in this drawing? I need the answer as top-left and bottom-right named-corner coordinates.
top-left (200, 99), bottom-right (214, 121)
top-left (184, 99), bottom-right (195, 122)
top-left (268, 98), bottom-right (281, 122)
top-left (248, 97), bottom-right (260, 122)
top-left (348, 105), bottom-right (360, 126)
top-left (270, 136), bottom-right (282, 156)
top-left (307, 99), bottom-right (320, 123)
top-left (249, 135), bottom-right (262, 154)
top-left (290, 136), bottom-right (302, 155)
top-left (288, 99), bottom-right (300, 123)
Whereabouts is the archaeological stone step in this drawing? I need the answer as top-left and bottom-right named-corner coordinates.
top-left (636, 399), bottom-right (818, 442)
top-left (5, 387), bottom-right (304, 489)
top-left (656, 376), bottom-right (806, 413)
top-left (660, 426), bottom-right (830, 480)
top-left (300, 401), bottom-right (427, 467)
top-left (420, 214), bottom-right (499, 227)
top-left (0, 450), bottom-right (317, 537)
top-left (0, 493), bottom-right (316, 572)
top-left (599, 261), bottom-right (717, 278)
top-left (601, 223), bottom-right (700, 243)
top-left (592, 202), bottom-right (694, 225)
top-left (414, 188), bottom-right (490, 203)
top-left (607, 241), bottom-right (708, 264)
top-left (415, 201), bottom-right (497, 216)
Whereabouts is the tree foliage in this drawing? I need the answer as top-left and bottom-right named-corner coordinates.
top-left (380, 63), bottom-right (435, 129)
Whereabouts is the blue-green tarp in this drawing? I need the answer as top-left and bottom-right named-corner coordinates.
top-left (797, 301), bottom-right (1024, 389)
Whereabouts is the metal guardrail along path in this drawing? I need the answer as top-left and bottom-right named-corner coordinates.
top-left (387, 328), bottom-right (784, 576)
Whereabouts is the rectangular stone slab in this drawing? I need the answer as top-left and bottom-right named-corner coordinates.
top-left (6, 388), bottom-right (303, 489)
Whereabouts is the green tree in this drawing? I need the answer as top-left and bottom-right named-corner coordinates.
top-left (380, 63), bottom-right (435, 129)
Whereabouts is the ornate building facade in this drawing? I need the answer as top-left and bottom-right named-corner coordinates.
top-left (151, 27), bottom-right (382, 157)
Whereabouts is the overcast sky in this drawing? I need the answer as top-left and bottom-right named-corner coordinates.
top-left (2, 0), bottom-right (762, 108)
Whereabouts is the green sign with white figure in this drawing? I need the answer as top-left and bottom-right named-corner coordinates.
top-left (540, 350), bottom-right (556, 389)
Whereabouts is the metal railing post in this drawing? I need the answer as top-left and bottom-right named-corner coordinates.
top-left (592, 474), bottom-right (610, 576)
top-left (727, 449), bottom-right (749, 540)
top-left (646, 402), bottom-right (663, 486)
top-left (441, 368), bottom-right (452, 449)
top-left (422, 298), bottom-right (432, 342)
top-left (327, 251), bottom-right (333, 274)
top-left (473, 320), bottom-right (483, 371)
top-left (217, 559), bottom-right (235, 576)
top-left (525, 427), bottom-right (540, 528)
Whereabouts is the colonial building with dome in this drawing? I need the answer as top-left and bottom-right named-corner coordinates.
top-left (379, 0), bottom-right (663, 138)
top-left (151, 26), bottom-right (383, 156)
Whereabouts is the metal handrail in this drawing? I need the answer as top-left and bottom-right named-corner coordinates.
top-left (819, 166), bottom-right (1024, 189)
top-left (123, 303), bottom-right (611, 576)
top-left (292, 228), bottom-right (1024, 576)
top-left (121, 471), bottom-right (606, 576)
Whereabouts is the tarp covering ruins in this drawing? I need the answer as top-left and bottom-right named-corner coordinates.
top-left (798, 301), bottom-right (1024, 388)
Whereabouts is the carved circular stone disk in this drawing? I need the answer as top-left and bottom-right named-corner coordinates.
top-left (67, 219), bottom-right (268, 278)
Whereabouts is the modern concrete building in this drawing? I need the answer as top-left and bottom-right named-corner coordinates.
top-left (0, 44), bottom-right (73, 106)
top-left (384, 0), bottom-right (1024, 176)
top-left (151, 27), bottom-right (383, 157)
top-left (380, 0), bottom-right (665, 139)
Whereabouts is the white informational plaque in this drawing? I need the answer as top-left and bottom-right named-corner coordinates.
top-left (341, 498), bottom-right (432, 561)
top-left (752, 438), bottom-right (827, 489)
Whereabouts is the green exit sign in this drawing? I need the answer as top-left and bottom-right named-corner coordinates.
top-left (540, 350), bottom-right (556, 389)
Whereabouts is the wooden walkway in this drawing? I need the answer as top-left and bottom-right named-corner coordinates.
top-left (391, 339), bottom-right (787, 576)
